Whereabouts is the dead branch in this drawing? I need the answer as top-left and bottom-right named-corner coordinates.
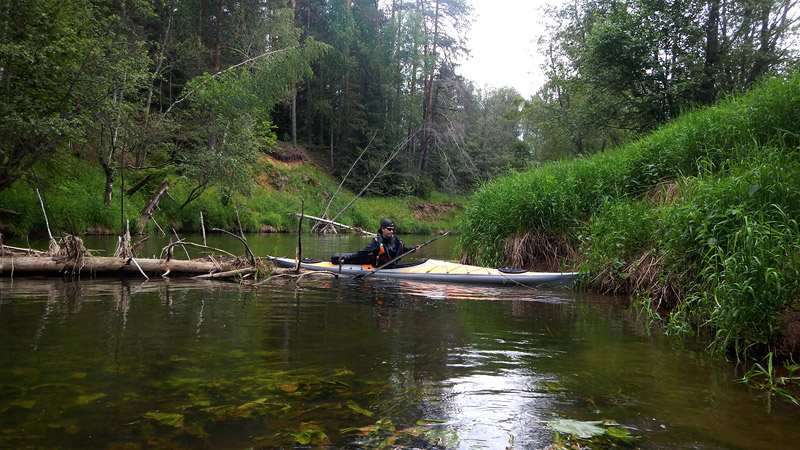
top-left (329, 129), bottom-right (419, 224)
top-left (295, 200), bottom-right (304, 272)
top-left (129, 257), bottom-right (149, 280)
top-left (114, 220), bottom-right (133, 259)
top-left (211, 228), bottom-right (256, 266)
top-left (138, 178), bottom-right (169, 234)
top-left (0, 245), bottom-right (48, 256)
top-left (161, 240), bottom-right (236, 260)
top-left (172, 228), bottom-right (191, 259)
top-left (191, 268), bottom-right (256, 280)
top-left (314, 131), bottom-right (377, 233)
top-left (132, 236), bottom-right (149, 250)
top-left (253, 268), bottom-right (337, 286)
top-left (289, 213), bottom-right (376, 236)
top-left (0, 256), bottom-right (224, 276)
top-left (36, 189), bottom-right (60, 256)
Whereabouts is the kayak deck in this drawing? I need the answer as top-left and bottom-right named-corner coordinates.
top-left (272, 257), bottom-right (578, 288)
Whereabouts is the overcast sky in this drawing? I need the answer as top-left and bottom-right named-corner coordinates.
top-left (458, 0), bottom-right (563, 98)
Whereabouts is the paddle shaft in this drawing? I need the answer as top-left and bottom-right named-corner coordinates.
top-left (355, 230), bottom-right (452, 279)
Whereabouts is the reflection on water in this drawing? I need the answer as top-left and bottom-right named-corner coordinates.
top-left (2, 234), bottom-right (800, 449)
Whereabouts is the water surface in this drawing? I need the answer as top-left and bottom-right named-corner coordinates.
top-left (1, 234), bottom-right (798, 449)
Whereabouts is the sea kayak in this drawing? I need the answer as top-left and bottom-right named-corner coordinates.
top-left (271, 257), bottom-right (578, 288)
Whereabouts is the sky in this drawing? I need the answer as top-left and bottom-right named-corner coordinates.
top-left (459, 0), bottom-right (562, 98)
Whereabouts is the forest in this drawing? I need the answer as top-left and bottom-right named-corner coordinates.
top-left (2, 0), bottom-right (798, 208)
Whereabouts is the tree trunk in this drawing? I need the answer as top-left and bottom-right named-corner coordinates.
top-left (0, 256), bottom-right (223, 276)
top-left (103, 164), bottom-right (115, 207)
top-left (126, 174), bottom-right (152, 196)
top-left (291, 85), bottom-right (298, 147)
top-left (418, 0), bottom-right (440, 173)
top-left (700, 0), bottom-right (721, 104)
top-left (138, 178), bottom-right (169, 233)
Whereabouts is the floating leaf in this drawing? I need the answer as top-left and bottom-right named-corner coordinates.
top-left (548, 419), bottom-right (606, 438)
top-left (143, 412), bottom-right (184, 428)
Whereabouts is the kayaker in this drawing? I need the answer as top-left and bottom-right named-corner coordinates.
top-left (332, 219), bottom-right (419, 266)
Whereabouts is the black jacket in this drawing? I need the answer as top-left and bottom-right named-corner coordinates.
top-left (332, 233), bottom-right (413, 266)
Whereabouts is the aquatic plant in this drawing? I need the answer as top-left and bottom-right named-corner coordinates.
top-left (738, 352), bottom-right (800, 409)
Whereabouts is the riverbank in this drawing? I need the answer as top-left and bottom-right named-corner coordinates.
top-left (0, 145), bottom-right (465, 239)
top-left (459, 73), bottom-right (800, 362)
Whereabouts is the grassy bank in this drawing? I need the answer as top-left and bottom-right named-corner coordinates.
top-left (0, 154), bottom-right (464, 239)
top-left (459, 73), bottom-right (800, 358)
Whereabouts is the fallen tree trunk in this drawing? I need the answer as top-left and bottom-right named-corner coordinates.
top-left (138, 178), bottom-right (169, 234)
top-left (0, 255), bottom-right (225, 277)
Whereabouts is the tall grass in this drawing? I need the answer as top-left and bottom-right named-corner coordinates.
top-left (658, 150), bottom-right (800, 355)
top-left (459, 73), bottom-right (800, 268)
top-left (0, 162), bottom-right (141, 236)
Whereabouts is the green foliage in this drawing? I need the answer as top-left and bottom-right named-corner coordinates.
top-left (527, 0), bottom-right (800, 159)
top-left (0, 0), bottom-right (153, 192)
top-left (462, 73), bottom-right (800, 267)
top-left (659, 152), bottom-right (800, 355)
top-left (0, 152), bottom-right (462, 238)
top-left (0, 159), bottom-right (150, 236)
top-left (548, 418), bottom-right (637, 447)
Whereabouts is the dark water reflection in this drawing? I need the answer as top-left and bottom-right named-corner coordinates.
top-left (1, 234), bottom-right (799, 449)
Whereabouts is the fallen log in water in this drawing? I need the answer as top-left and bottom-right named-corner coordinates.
top-left (0, 255), bottom-right (226, 277)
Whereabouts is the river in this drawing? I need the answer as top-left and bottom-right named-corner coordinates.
top-left (1, 233), bottom-right (798, 449)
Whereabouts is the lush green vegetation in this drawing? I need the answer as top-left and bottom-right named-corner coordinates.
top-left (0, 152), bottom-right (463, 238)
top-left (460, 73), bottom-right (800, 358)
top-left (2, 0), bottom-right (798, 367)
top-left (3, 0), bottom-right (797, 209)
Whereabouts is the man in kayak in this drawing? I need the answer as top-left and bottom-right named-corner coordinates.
top-left (332, 219), bottom-right (419, 266)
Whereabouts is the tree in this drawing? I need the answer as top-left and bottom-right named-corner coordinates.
top-left (0, 0), bottom-right (150, 194)
top-left (525, 0), bottom-right (800, 160)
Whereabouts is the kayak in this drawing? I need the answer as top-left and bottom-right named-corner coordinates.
top-left (271, 257), bottom-right (578, 288)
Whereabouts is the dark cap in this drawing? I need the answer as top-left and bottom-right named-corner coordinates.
top-left (380, 219), bottom-right (394, 229)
